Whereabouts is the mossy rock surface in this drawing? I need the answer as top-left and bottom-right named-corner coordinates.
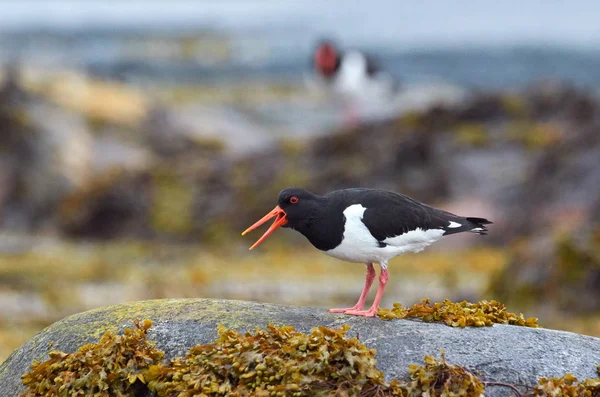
top-left (2, 298), bottom-right (600, 396)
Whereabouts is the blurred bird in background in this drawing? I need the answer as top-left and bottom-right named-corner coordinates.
top-left (309, 39), bottom-right (400, 126)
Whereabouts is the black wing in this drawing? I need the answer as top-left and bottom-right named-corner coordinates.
top-left (364, 54), bottom-right (381, 77)
top-left (332, 189), bottom-right (491, 241)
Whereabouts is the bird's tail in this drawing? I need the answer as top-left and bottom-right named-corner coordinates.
top-left (465, 217), bottom-right (492, 235)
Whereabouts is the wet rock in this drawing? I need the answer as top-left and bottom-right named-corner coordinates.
top-left (1, 299), bottom-right (600, 397)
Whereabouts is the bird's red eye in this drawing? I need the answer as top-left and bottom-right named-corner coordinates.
top-left (290, 196), bottom-right (299, 204)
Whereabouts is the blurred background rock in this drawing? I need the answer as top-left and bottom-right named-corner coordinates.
top-left (1, 1), bottom-right (600, 361)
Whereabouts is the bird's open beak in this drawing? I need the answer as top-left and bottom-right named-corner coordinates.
top-left (242, 206), bottom-right (288, 250)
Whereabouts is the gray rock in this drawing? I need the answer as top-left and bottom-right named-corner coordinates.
top-left (1, 298), bottom-right (599, 396)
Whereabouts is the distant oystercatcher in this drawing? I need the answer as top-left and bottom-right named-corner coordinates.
top-left (311, 40), bottom-right (399, 119)
top-left (242, 188), bottom-right (491, 317)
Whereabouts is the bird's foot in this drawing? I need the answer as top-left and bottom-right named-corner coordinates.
top-left (329, 306), bottom-right (362, 313)
top-left (342, 307), bottom-right (378, 317)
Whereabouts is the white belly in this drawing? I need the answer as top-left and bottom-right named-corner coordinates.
top-left (324, 204), bottom-right (444, 264)
top-left (334, 52), bottom-right (396, 102)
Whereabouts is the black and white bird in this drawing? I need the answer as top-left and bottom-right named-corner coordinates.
top-left (309, 40), bottom-right (399, 124)
top-left (242, 188), bottom-right (491, 317)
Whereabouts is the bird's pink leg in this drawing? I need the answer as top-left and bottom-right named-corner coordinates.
top-left (343, 102), bottom-right (360, 129)
top-left (344, 267), bottom-right (389, 317)
top-left (329, 263), bottom-right (375, 313)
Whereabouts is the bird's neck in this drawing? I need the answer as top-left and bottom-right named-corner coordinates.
top-left (292, 199), bottom-right (345, 251)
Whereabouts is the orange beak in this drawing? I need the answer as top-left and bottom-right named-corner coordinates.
top-left (241, 206), bottom-right (288, 250)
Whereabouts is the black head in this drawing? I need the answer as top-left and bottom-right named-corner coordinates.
top-left (277, 188), bottom-right (321, 229)
top-left (242, 187), bottom-right (325, 250)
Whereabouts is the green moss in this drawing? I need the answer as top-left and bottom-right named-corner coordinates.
top-left (5, 300), bottom-right (265, 383)
top-left (378, 298), bottom-right (539, 328)
top-left (81, 299), bottom-right (270, 332)
top-left (23, 299), bottom-right (264, 359)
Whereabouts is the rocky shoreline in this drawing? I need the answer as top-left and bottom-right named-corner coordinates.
top-left (1, 68), bottom-right (599, 356)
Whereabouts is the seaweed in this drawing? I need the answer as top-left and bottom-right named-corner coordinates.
top-left (525, 373), bottom-right (600, 396)
top-left (23, 317), bottom-right (599, 397)
top-left (21, 319), bottom-right (163, 397)
top-left (378, 298), bottom-right (539, 328)
top-left (405, 350), bottom-right (484, 396)
top-left (146, 324), bottom-right (383, 396)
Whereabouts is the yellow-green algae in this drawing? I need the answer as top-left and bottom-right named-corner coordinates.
top-left (20, 321), bottom-right (600, 397)
top-left (1, 297), bottom-right (539, 387)
top-left (146, 324), bottom-right (385, 396)
top-left (0, 298), bottom-right (282, 382)
top-left (61, 299), bottom-right (272, 334)
top-left (404, 350), bottom-right (484, 396)
top-left (527, 373), bottom-right (600, 396)
top-left (21, 320), bottom-right (163, 396)
top-left (378, 298), bottom-right (539, 328)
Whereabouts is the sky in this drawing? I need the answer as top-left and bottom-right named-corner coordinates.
top-left (0, 1), bottom-right (599, 49)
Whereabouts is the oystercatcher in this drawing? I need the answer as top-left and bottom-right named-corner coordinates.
top-left (310, 40), bottom-right (399, 124)
top-left (242, 188), bottom-right (491, 317)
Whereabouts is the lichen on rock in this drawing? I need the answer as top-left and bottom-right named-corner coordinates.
top-left (5, 298), bottom-right (600, 397)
